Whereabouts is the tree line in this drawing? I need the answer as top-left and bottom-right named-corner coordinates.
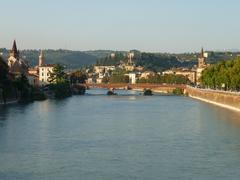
top-left (201, 57), bottom-right (240, 91)
top-left (137, 74), bottom-right (190, 84)
top-left (1, 55), bottom-right (87, 103)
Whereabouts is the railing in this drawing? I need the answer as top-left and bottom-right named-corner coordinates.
top-left (186, 85), bottom-right (240, 96)
top-left (86, 83), bottom-right (186, 89)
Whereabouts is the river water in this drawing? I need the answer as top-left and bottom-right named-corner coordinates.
top-left (1, 89), bottom-right (240, 180)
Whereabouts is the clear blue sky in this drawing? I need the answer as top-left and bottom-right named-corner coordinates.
top-left (1, 0), bottom-right (240, 53)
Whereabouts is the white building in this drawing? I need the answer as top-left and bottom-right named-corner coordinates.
top-left (94, 66), bottom-right (115, 74)
top-left (38, 50), bottom-right (54, 85)
top-left (140, 71), bottom-right (156, 79)
top-left (128, 73), bottom-right (136, 84)
top-left (39, 65), bottom-right (54, 84)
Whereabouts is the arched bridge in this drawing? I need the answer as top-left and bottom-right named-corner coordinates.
top-left (81, 83), bottom-right (186, 93)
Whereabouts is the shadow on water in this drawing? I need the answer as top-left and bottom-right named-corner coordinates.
top-left (0, 102), bottom-right (33, 124)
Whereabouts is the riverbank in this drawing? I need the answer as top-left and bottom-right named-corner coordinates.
top-left (185, 86), bottom-right (240, 112)
top-left (0, 99), bottom-right (18, 105)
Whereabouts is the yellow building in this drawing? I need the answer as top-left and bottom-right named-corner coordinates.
top-left (163, 68), bottom-right (196, 84)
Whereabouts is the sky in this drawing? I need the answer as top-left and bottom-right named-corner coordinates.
top-left (1, 0), bottom-right (240, 53)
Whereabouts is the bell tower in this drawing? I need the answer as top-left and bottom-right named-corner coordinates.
top-left (9, 40), bottom-right (19, 59)
top-left (39, 50), bottom-right (44, 67)
top-left (198, 48), bottom-right (206, 68)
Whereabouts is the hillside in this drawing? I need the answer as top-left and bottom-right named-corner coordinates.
top-left (0, 48), bottom-right (97, 69)
top-left (1, 48), bottom-right (239, 71)
top-left (96, 52), bottom-right (193, 72)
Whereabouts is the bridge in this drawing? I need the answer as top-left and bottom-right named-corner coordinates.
top-left (82, 83), bottom-right (186, 93)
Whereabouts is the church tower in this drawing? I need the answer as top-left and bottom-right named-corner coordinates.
top-left (198, 48), bottom-right (206, 68)
top-left (39, 50), bottom-right (44, 67)
top-left (9, 40), bottom-right (19, 59)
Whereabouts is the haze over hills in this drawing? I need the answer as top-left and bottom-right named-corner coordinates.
top-left (1, 47), bottom-right (239, 71)
top-left (0, 48), bottom-right (98, 69)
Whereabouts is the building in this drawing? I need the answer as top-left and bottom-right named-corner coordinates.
top-left (110, 53), bottom-right (116, 59)
top-left (135, 66), bottom-right (144, 72)
top-left (124, 65), bottom-right (135, 71)
top-left (96, 78), bottom-right (103, 84)
top-left (7, 40), bottom-right (28, 75)
top-left (38, 50), bottom-right (54, 85)
top-left (94, 66), bottom-right (115, 74)
top-left (128, 73), bottom-right (137, 84)
top-left (140, 71), bottom-right (156, 79)
top-left (28, 68), bottom-right (38, 76)
top-left (162, 68), bottom-right (196, 84)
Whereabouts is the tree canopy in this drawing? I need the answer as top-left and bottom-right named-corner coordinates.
top-left (201, 57), bottom-right (240, 91)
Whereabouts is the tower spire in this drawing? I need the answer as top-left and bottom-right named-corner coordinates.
top-left (201, 47), bottom-right (204, 58)
top-left (39, 49), bottom-right (45, 66)
top-left (11, 40), bottom-right (19, 59)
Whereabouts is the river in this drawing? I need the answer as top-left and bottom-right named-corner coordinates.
top-left (1, 89), bottom-right (240, 180)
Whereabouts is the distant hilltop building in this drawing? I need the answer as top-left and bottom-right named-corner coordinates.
top-left (110, 53), bottom-right (116, 59)
top-left (7, 40), bottom-right (28, 75)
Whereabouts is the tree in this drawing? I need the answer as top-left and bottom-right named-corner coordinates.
top-left (48, 64), bottom-right (72, 98)
top-left (0, 57), bottom-right (9, 103)
top-left (13, 74), bottom-right (32, 102)
top-left (70, 70), bottom-right (87, 84)
top-left (48, 64), bottom-right (67, 84)
top-left (201, 57), bottom-right (240, 91)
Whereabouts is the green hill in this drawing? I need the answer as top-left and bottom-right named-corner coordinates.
top-left (0, 48), bottom-right (97, 69)
top-left (1, 48), bottom-right (239, 71)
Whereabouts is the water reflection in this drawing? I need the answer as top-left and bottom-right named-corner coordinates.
top-left (0, 90), bottom-right (240, 179)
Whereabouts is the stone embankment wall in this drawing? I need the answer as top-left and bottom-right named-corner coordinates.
top-left (185, 86), bottom-right (240, 111)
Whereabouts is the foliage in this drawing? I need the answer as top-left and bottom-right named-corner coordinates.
top-left (12, 74), bottom-right (32, 102)
top-left (107, 90), bottom-right (117, 95)
top-left (137, 74), bottom-right (190, 84)
top-left (48, 64), bottom-right (72, 98)
top-left (96, 52), bottom-right (184, 72)
top-left (32, 87), bottom-right (46, 101)
top-left (96, 53), bottom-right (126, 66)
top-left (0, 48), bottom-right (97, 69)
top-left (144, 89), bottom-right (153, 96)
top-left (103, 68), bottom-right (129, 83)
top-left (102, 76), bottom-right (110, 84)
top-left (136, 53), bottom-right (183, 72)
top-left (201, 57), bottom-right (240, 91)
top-left (0, 56), bottom-right (9, 84)
top-left (0, 57), bottom-right (11, 103)
top-left (109, 75), bottom-right (129, 83)
top-left (172, 88), bottom-right (184, 95)
top-left (48, 64), bottom-right (69, 84)
top-left (70, 70), bottom-right (87, 84)
top-left (49, 82), bottom-right (72, 99)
